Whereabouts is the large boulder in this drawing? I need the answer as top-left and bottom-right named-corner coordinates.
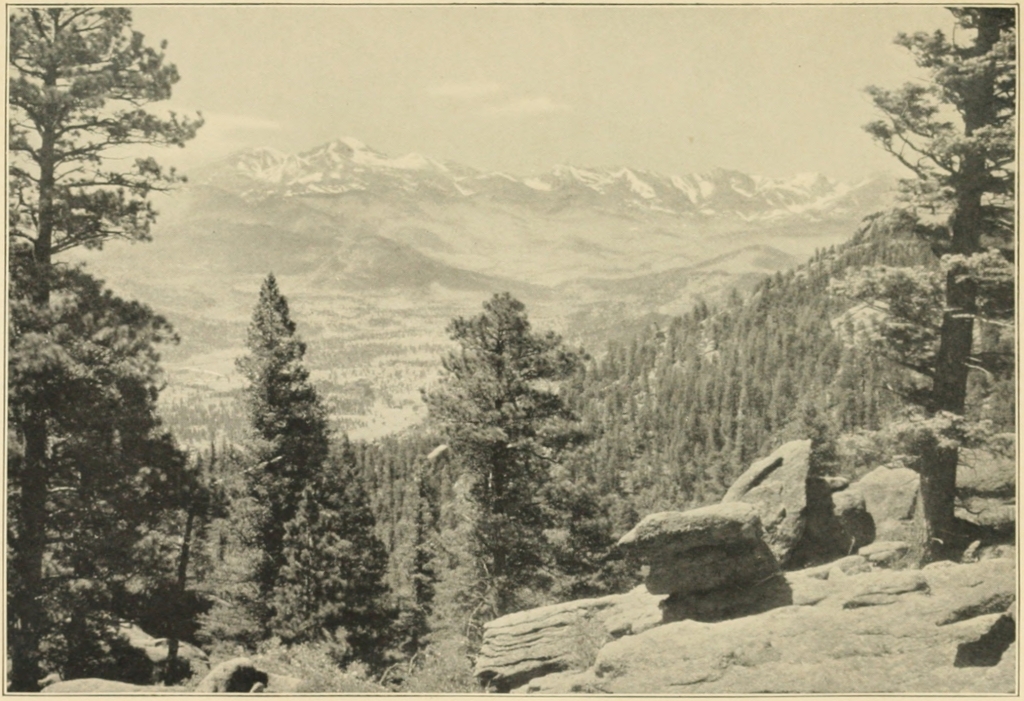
top-left (723, 440), bottom-right (871, 567)
top-left (846, 466), bottom-right (921, 542)
top-left (475, 586), bottom-right (664, 692)
top-left (787, 476), bottom-right (875, 567)
top-left (195, 657), bottom-right (269, 693)
top-left (114, 622), bottom-right (210, 683)
top-left (521, 557), bottom-right (1016, 694)
top-left (617, 502), bottom-right (779, 596)
top-left (956, 443), bottom-right (1016, 535)
top-left (829, 488), bottom-right (876, 552)
top-left (721, 440), bottom-right (813, 565)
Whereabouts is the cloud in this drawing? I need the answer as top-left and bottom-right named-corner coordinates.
top-left (427, 81), bottom-right (503, 99)
top-left (480, 96), bottom-right (570, 117)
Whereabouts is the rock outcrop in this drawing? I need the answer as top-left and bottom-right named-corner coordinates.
top-left (844, 465), bottom-right (921, 542)
top-left (195, 658), bottom-right (269, 693)
top-left (475, 586), bottom-right (664, 691)
top-left (520, 556), bottom-right (1016, 694)
top-left (476, 440), bottom-right (1016, 695)
top-left (722, 440), bottom-right (873, 567)
top-left (617, 502), bottom-right (779, 596)
top-left (115, 622), bottom-right (211, 683)
top-left (722, 440), bottom-right (813, 564)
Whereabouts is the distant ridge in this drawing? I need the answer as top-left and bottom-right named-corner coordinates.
top-left (198, 137), bottom-right (893, 224)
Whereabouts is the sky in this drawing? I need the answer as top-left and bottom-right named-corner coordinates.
top-left (129, 4), bottom-right (958, 182)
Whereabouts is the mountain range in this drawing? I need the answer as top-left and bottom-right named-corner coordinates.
top-left (212, 137), bottom-right (881, 221)
top-left (70, 137), bottom-right (894, 441)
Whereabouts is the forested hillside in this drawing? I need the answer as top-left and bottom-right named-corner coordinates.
top-left (8, 5), bottom-right (1013, 695)
top-left (314, 205), bottom-right (1013, 688)
top-left (562, 213), bottom-right (936, 513)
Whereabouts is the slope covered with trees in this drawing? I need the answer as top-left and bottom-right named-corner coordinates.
top-left (6, 5), bottom-right (1014, 694)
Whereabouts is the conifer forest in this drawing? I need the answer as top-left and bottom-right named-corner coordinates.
top-left (6, 5), bottom-right (1017, 694)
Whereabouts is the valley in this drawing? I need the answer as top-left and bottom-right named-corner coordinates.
top-left (70, 137), bottom-right (893, 442)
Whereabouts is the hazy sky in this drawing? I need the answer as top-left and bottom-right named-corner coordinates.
top-left (129, 4), bottom-right (957, 182)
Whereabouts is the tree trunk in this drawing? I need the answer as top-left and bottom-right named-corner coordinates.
top-left (8, 421), bottom-right (48, 692)
top-left (165, 509), bottom-right (195, 684)
top-left (8, 99), bottom-right (57, 694)
top-left (922, 270), bottom-right (976, 561)
top-left (915, 8), bottom-right (1006, 563)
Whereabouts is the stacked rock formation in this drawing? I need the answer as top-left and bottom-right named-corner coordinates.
top-left (521, 557), bottom-right (1016, 694)
top-left (473, 439), bottom-right (1016, 694)
top-left (723, 440), bottom-right (874, 567)
top-left (616, 502), bottom-right (786, 622)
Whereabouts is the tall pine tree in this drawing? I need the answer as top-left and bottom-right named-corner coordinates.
top-left (8, 268), bottom-right (189, 686)
top-left (425, 293), bottom-right (582, 633)
top-left (7, 8), bottom-right (200, 688)
top-left (236, 274), bottom-right (330, 630)
top-left (269, 443), bottom-right (394, 671)
top-left (857, 8), bottom-right (1015, 560)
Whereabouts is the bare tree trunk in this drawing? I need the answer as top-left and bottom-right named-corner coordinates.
top-left (165, 509), bottom-right (195, 684)
top-left (8, 91), bottom-right (57, 694)
top-left (8, 422), bottom-right (48, 692)
top-left (915, 8), bottom-right (1005, 563)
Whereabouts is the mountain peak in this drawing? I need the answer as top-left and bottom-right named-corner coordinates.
top-left (201, 138), bottom-right (890, 221)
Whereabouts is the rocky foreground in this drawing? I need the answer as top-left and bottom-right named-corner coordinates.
top-left (476, 440), bottom-right (1017, 694)
top-left (29, 440), bottom-right (1014, 694)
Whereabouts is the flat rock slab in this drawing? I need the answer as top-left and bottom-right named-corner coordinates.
top-left (722, 440), bottom-right (813, 565)
top-left (618, 502), bottom-right (779, 596)
top-left (475, 586), bottom-right (664, 691)
top-left (520, 557), bottom-right (1016, 695)
top-left (858, 540), bottom-right (910, 565)
top-left (618, 501), bottom-right (766, 553)
top-left (41, 679), bottom-right (179, 693)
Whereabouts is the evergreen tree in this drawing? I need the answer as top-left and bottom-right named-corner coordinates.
top-left (7, 8), bottom-right (200, 689)
top-left (236, 274), bottom-right (331, 629)
top-left (394, 456), bottom-right (439, 661)
top-left (856, 8), bottom-right (1015, 560)
top-left (424, 293), bottom-right (582, 630)
top-left (7, 267), bottom-right (188, 686)
top-left (269, 446), bottom-right (394, 670)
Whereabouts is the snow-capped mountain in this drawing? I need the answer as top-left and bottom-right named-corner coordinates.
top-left (76, 136), bottom-right (895, 441)
top-left (200, 137), bottom-right (890, 223)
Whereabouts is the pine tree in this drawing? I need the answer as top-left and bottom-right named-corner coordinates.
top-left (424, 293), bottom-right (583, 629)
top-left (269, 444), bottom-right (394, 670)
top-left (399, 456), bottom-right (440, 660)
top-left (856, 8), bottom-right (1015, 560)
top-left (7, 8), bottom-right (201, 689)
top-left (236, 274), bottom-right (331, 628)
top-left (7, 268), bottom-right (188, 686)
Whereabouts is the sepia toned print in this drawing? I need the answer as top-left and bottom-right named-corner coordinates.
top-left (6, 4), bottom-right (1016, 694)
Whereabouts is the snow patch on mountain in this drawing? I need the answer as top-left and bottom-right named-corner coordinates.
top-left (210, 137), bottom-right (891, 222)
top-left (619, 169), bottom-right (656, 199)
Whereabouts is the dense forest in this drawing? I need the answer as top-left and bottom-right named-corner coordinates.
top-left (6, 5), bottom-right (1014, 693)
